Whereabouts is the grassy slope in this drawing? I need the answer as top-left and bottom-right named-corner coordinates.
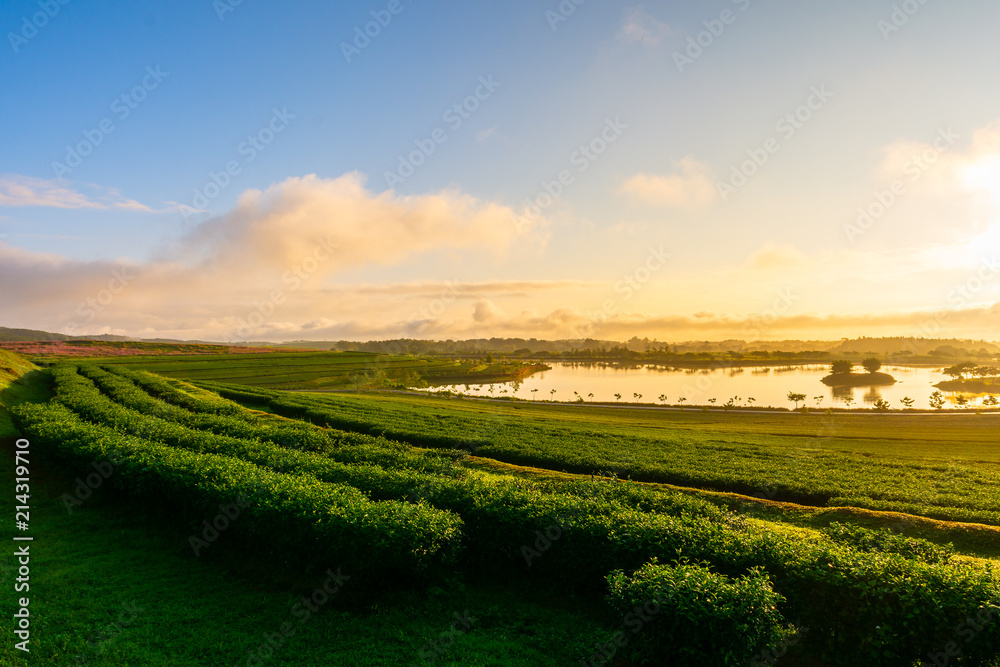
top-left (0, 350), bottom-right (47, 438)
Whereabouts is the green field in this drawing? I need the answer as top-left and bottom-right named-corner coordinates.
top-left (32, 349), bottom-right (544, 390)
top-left (4, 352), bottom-right (1000, 666)
top-left (196, 387), bottom-right (1000, 527)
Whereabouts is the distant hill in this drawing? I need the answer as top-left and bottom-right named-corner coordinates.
top-left (826, 337), bottom-right (1000, 357)
top-left (0, 326), bottom-right (75, 342)
top-left (0, 326), bottom-right (217, 345)
top-left (1, 327), bottom-right (996, 359)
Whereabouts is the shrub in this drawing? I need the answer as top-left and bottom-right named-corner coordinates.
top-left (604, 559), bottom-right (791, 666)
top-left (822, 522), bottom-right (955, 564)
top-left (13, 401), bottom-right (463, 582)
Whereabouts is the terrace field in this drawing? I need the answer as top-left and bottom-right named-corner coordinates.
top-left (3, 349), bottom-right (1000, 666)
top-left (19, 345), bottom-right (546, 390)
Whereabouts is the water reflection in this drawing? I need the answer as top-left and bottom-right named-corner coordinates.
top-left (425, 362), bottom-right (996, 409)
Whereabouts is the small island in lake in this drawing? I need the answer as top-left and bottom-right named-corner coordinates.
top-left (932, 362), bottom-right (1000, 393)
top-left (821, 358), bottom-right (897, 387)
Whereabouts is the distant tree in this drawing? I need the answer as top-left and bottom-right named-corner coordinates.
top-left (678, 397), bottom-right (687, 409)
top-left (658, 394), bottom-right (668, 404)
top-left (984, 395), bottom-right (999, 407)
top-left (900, 396), bottom-right (915, 409)
top-left (861, 357), bottom-right (882, 374)
top-left (588, 393), bottom-right (594, 401)
top-left (530, 388), bottom-right (538, 400)
top-left (873, 398), bottom-right (891, 411)
top-left (955, 394), bottom-right (969, 406)
top-left (634, 393), bottom-right (642, 402)
top-left (814, 395), bottom-right (824, 408)
top-left (708, 398), bottom-right (717, 406)
top-left (614, 393), bottom-right (622, 402)
top-left (844, 397), bottom-right (855, 409)
top-left (787, 392), bottom-right (806, 410)
top-left (831, 360), bottom-right (853, 375)
top-left (929, 391), bottom-right (945, 410)
top-left (943, 362), bottom-right (977, 379)
top-left (550, 388), bottom-right (557, 400)
top-left (747, 397), bottom-right (756, 407)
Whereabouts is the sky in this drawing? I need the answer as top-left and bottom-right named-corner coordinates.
top-left (2, 0), bottom-right (1000, 343)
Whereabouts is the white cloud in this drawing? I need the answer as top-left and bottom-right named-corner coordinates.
top-left (0, 174), bottom-right (153, 211)
top-left (620, 157), bottom-right (716, 208)
top-left (472, 299), bottom-right (504, 323)
top-left (0, 173), bottom-right (547, 340)
top-left (476, 125), bottom-right (499, 142)
top-left (744, 242), bottom-right (806, 270)
top-left (181, 172), bottom-right (538, 275)
top-left (618, 7), bottom-right (672, 45)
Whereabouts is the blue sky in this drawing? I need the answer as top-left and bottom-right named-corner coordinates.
top-left (2, 0), bottom-right (1000, 342)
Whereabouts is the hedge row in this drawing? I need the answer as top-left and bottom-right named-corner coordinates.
top-left (74, 366), bottom-right (728, 524)
top-left (14, 401), bottom-right (463, 581)
top-left (53, 365), bottom-right (728, 573)
top-left (98, 364), bottom-right (246, 416)
top-left (65, 364), bottom-right (461, 475)
top-left (603, 560), bottom-right (791, 666)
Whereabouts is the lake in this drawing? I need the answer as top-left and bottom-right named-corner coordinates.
top-left (431, 362), bottom-right (992, 409)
